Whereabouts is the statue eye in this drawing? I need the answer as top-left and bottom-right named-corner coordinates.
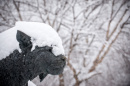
top-left (46, 46), bottom-right (53, 53)
top-left (49, 48), bottom-right (52, 53)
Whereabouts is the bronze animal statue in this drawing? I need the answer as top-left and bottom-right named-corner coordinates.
top-left (0, 30), bottom-right (66, 86)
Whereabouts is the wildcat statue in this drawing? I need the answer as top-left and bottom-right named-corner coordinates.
top-left (0, 22), bottom-right (66, 86)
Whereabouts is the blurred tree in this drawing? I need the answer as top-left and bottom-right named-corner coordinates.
top-left (0, 0), bottom-right (130, 86)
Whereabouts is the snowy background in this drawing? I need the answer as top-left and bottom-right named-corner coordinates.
top-left (0, 0), bottom-right (130, 86)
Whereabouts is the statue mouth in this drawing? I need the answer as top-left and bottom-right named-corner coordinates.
top-left (51, 60), bottom-right (65, 67)
top-left (47, 55), bottom-right (66, 75)
top-left (51, 59), bottom-right (66, 68)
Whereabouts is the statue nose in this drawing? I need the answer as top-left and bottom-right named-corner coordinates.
top-left (61, 56), bottom-right (66, 61)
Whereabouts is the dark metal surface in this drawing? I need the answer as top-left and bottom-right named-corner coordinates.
top-left (0, 30), bottom-right (66, 86)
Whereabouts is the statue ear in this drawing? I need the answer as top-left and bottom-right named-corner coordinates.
top-left (16, 30), bottom-right (32, 54)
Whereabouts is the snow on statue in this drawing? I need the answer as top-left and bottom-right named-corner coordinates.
top-left (0, 21), bottom-right (66, 86)
top-left (0, 21), bottom-right (65, 59)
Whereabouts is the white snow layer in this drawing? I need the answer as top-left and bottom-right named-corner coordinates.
top-left (0, 21), bottom-right (65, 60)
top-left (28, 80), bottom-right (36, 86)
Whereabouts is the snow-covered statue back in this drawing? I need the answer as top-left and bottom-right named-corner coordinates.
top-left (0, 22), bottom-right (66, 86)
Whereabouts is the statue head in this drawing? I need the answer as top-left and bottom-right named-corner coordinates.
top-left (16, 30), bottom-right (66, 82)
